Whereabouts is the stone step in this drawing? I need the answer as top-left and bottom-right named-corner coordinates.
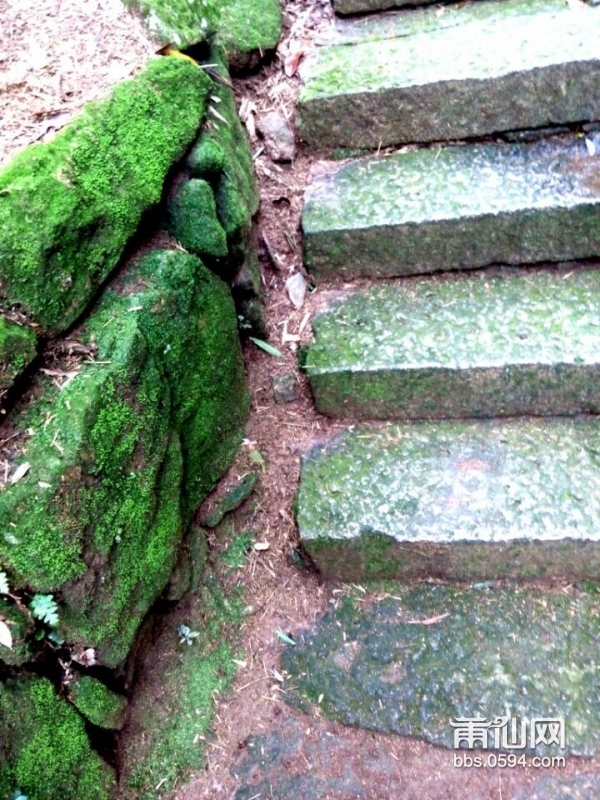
top-left (296, 418), bottom-right (600, 582)
top-left (281, 583), bottom-right (600, 759)
top-left (320, 0), bottom-right (562, 46)
top-left (298, 0), bottom-right (600, 150)
top-left (334, 0), bottom-right (432, 17)
top-left (303, 137), bottom-right (600, 280)
top-left (305, 268), bottom-right (600, 420)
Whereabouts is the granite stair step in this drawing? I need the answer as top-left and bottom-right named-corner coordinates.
top-left (281, 583), bottom-right (600, 760)
top-left (304, 268), bottom-right (600, 420)
top-left (296, 417), bottom-right (600, 582)
top-left (303, 136), bottom-right (600, 281)
top-left (299, 0), bottom-right (600, 150)
top-left (333, 0), bottom-right (432, 16)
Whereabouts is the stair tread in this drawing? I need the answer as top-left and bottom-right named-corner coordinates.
top-left (296, 417), bottom-right (600, 580)
top-left (299, 0), bottom-right (600, 148)
top-left (305, 268), bottom-right (600, 419)
top-left (281, 583), bottom-right (600, 757)
top-left (322, 0), bottom-right (559, 46)
top-left (303, 136), bottom-right (600, 280)
top-left (334, 0), bottom-right (432, 16)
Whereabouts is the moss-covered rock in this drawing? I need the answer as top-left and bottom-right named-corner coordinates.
top-left (0, 249), bottom-right (248, 667)
top-left (198, 471), bottom-right (259, 527)
top-left (0, 317), bottom-right (37, 393)
top-left (167, 178), bottom-right (229, 263)
top-left (216, 0), bottom-right (283, 71)
top-left (0, 58), bottom-right (210, 335)
top-left (125, 0), bottom-right (282, 67)
top-left (129, 250), bottom-right (250, 519)
top-left (186, 51), bottom-right (259, 279)
top-left (70, 675), bottom-right (128, 730)
top-left (232, 249), bottom-right (268, 338)
top-left (124, 0), bottom-right (221, 49)
top-left (0, 677), bottom-right (113, 799)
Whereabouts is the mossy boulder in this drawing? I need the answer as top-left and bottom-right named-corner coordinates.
top-left (0, 58), bottom-right (210, 335)
top-left (167, 178), bottom-right (229, 263)
top-left (0, 677), bottom-right (113, 799)
top-left (127, 250), bottom-right (249, 519)
top-left (70, 675), bottom-right (128, 730)
top-left (187, 51), bottom-right (259, 279)
top-left (217, 0), bottom-right (283, 71)
top-left (125, 0), bottom-right (282, 67)
top-left (0, 317), bottom-right (37, 393)
top-left (124, 0), bottom-right (221, 49)
top-left (0, 249), bottom-right (248, 667)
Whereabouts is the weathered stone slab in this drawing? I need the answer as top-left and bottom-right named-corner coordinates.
top-left (299, 0), bottom-right (600, 149)
top-left (512, 774), bottom-right (600, 800)
top-left (282, 585), bottom-right (600, 756)
top-left (304, 269), bottom-right (600, 419)
top-left (334, 0), bottom-right (432, 16)
top-left (321, 0), bottom-right (558, 46)
top-left (303, 138), bottom-right (600, 279)
top-left (296, 418), bottom-right (600, 581)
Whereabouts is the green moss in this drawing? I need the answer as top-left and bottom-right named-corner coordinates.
top-left (199, 472), bottom-right (259, 527)
top-left (0, 316), bottom-right (37, 391)
top-left (0, 247), bottom-right (248, 667)
top-left (70, 676), bottom-right (128, 730)
top-left (0, 58), bottom-right (210, 334)
top-left (0, 677), bottom-right (113, 799)
top-left (216, 0), bottom-right (282, 69)
top-left (131, 250), bottom-right (250, 521)
top-left (167, 178), bottom-right (228, 261)
top-left (221, 530), bottom-right (255, 568)
top-left (120, 569), bottom-right (244, 798)
top-left (186, 49), bottom-right (259, 278)
top-left (187, 138), bottom-right (225, 175)
top-left (282, 584), bottom-right (600, 756)
top-left (124, 0), bottom-right (221, 48)
top-left (0, 598), bottom-right (32, 666)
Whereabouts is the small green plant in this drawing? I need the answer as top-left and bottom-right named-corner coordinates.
top-left (177, 624), bottom-right (200, 646)
top-left (29, 594), bottom-right (59, 626)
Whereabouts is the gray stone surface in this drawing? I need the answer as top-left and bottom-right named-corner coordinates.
top-left (282, 584), bottom-right (600, 756)
top-left (233, 716), bottom-right (404, 800)
top-left (257, 110), bottom-right (296, 162)
top-left (296, 418), bottom-right (600, 581)
top-left (304, 268), bottom-right (600, 420)
top-left (303, 137), bottom-right (600, 280)
top-left (334, 0), bottom-right (432, 15)
top-left (512, 774), bottom-right (600, 800)
top-left (299, 0), bottom-right (600, 149)
top-left (272, 372), bottom-right (299, 404)
top-left (321, 0), bottom-right (558, 46)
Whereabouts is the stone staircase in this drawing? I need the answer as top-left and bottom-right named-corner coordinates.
top-left (281, 0), bottom-right (600, 793)
top-left (296, 0), bottom-right (600, 585)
